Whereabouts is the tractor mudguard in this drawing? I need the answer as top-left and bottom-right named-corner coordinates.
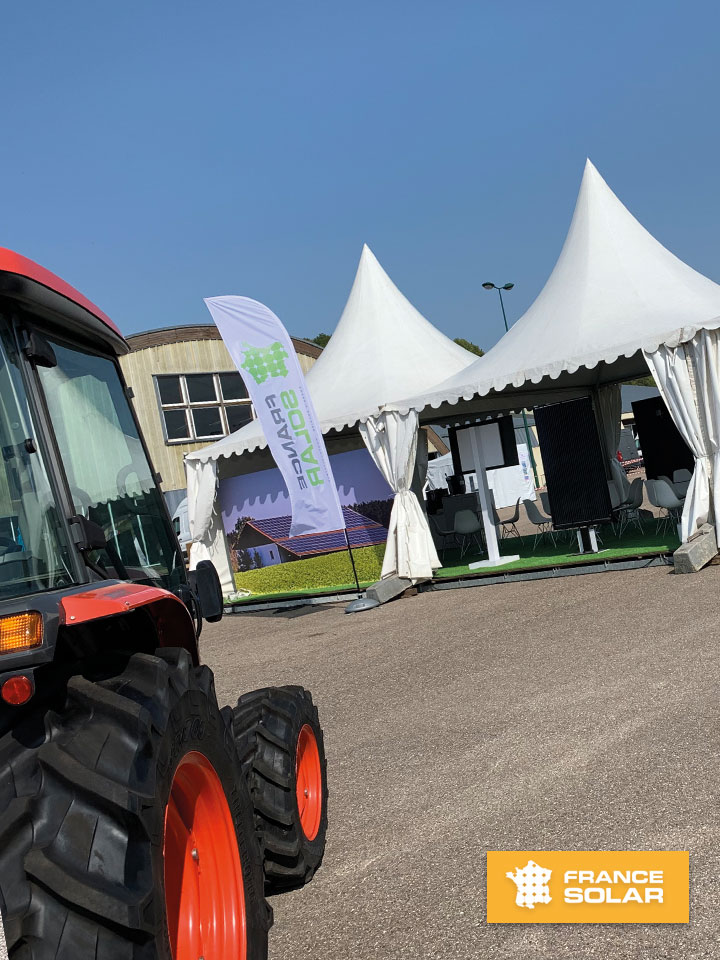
top-left (59, 582), bottom-right (200, 665)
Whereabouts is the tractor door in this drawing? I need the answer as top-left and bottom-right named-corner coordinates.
top-left (35, 335), bottom-right (185, 594)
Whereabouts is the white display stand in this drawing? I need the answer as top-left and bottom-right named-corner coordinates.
top-left (465, 427), bottom-right (519, 569)
top-left (576, 527), bottom-right (600, 553)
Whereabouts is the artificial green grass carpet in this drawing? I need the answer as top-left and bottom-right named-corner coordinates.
top-left (435, 525), bottom-right (680, 578)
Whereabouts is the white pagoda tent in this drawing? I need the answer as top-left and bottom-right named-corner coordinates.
top-left (387, 160), bottom-right (720, 543)
top-left (186, 245), bottom-right (475, 590)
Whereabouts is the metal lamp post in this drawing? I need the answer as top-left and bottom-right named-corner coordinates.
top-left (482, 282), bottom-right (540, 487)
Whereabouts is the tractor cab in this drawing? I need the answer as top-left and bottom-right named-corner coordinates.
top-left (0, 249), bottom-right (214, 616)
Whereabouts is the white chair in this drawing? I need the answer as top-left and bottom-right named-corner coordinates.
top-left (492, 498), bottom-right (521, 538)
top-left (523, 499), bottom-right (555, 551)
top-left (672, 468), bottom-right (692, 498)
top-left (539, 490), bottom-right (577, 543)
top-left (652, 478), bottom-right (684, 535)
top-left (453, 509), bottom-right (484, 559)
top-left (429, 515), bottom-right (458, 559)
top-left (605, 480), bottom-right (627, 535)
top-left (657, 474), bottom-right (684, 501)
top-left (615, 476), bottom-right (644, 537)
top-left (645, 478), bottom-right (658, 512)
top-left (607, 481), bottom-right (622, 510)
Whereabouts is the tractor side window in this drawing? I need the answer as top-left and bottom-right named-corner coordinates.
top-left (38, 341), bottom-right (183, 592)
top-left (0, 319), bottom-right (75, 596)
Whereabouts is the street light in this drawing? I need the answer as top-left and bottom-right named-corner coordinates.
top-left (483, 282), bottom-right (514, 293)
top-left (482, 281), bottom-right (540, 486)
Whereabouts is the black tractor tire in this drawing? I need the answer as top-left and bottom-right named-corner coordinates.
top-left (233, 686), bottom-right (328, 894)
top-left (0, 649), bottom-right (272, 959)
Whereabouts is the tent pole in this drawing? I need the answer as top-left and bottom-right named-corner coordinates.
top-left (467, 426), bottom-right (519, 569)
top-left (468, 427), bottom-right (501, 563)
top-left (520, 410), bottom-right (540, 487)
top-left (494, 286), bottom-right (540, 487)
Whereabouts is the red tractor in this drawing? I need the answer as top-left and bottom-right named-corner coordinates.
top-left (0, 250), bottom-right (328, 959)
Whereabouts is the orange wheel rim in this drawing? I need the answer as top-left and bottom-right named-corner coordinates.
top-left (164, 751), bottom-right (247, 960)
top-left (295, 724), bottom-right (322, 841)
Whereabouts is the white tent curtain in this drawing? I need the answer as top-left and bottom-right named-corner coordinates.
top-left (597, 384), bottom-right (630, 500)
top-left (643, 328), bottom-right (720, 541)
top-left (359, 410), bottom-right (440, 580)
top-left (692, 330), bottom-right (720, 536)
top-left (186, 458), bottom-right (235, 593)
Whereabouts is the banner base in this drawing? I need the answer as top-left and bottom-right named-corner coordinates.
top-left (345, 596), bottom-right (381, 614)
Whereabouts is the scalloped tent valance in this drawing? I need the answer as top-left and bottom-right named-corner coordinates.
top-left (386, 159), bottom-right (720, 422)
top-left (187, 244), bottom-right (473, 464)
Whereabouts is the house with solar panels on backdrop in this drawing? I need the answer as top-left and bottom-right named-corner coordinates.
top-left (229, 506), bottom-right (388, 571)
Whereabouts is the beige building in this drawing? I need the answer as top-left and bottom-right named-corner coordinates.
top-left (119, 325), bottom-right (322, 511)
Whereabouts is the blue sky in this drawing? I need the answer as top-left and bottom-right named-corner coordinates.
top-left (3, 1), bottom-right (719, 350)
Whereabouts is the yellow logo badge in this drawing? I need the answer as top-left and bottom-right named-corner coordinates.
top-left (487, 851), bottom-right (689, 923)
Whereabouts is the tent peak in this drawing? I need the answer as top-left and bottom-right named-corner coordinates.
top-left (359, 242), bottom-right (380, 266)
top-left (382, 162), bottom-right (720, 419)
top-left (188, 244), bottom-right (475, 462)
top-left (581, 157), bottom-right (608, 191)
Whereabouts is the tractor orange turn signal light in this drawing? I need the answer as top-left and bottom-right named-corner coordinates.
top-left (1, 675), bottom-right (33, 705)
top-left (0, 612), bottom-right (43, 654)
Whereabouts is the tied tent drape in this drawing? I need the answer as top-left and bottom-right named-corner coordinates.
top-left (644, 328), bottom-right (720, 541)
top-left (692, 330), bottom-right (720, 537)
top-left (185, 458), bottom-right (235, 593)
top-left (359, 410), bottom-right (440, 580)
top-left (186, 458), bottom-right (217, 566)
top-left (597, 384), bottom-right (631, 500)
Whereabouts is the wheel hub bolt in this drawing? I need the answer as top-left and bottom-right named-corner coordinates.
top-left (191, 848), bottom-right (199, 861)
top-left (304, 788), bottom-right (309, 797)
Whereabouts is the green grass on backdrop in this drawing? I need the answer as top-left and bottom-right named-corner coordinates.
top-left (230, 544), bottom-right (385, 602)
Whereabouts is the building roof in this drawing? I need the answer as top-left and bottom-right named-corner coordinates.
top-left (125, 323), bottom-right (323, 358)
top-left (242, 507), bottom-right (386, 558)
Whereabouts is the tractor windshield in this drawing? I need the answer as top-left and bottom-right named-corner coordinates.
top-left (0, 320), bottom-right (75, 597)
top-left (37, 337), bottom-right (184, 593)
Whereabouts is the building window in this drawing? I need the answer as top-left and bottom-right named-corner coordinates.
top-left (156, 372), bottom-right (253, 443)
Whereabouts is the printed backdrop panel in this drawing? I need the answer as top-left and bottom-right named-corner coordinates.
top-left (219, 447), bottom-right (394, 599)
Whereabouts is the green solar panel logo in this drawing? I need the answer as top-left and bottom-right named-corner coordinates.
top-left (240, 341), bottom-right (289, 385)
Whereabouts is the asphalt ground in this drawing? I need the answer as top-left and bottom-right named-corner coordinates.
top-left (1, 561), bottom-right (716, 960)
top-left (206, 563), bottom-right (720, 960)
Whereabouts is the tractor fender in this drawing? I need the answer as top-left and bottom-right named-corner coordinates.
top-left (59, 583), bottom-right (199, 664)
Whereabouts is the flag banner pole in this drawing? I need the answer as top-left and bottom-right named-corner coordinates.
top-left (205, 296), bottom-right (346, 540)
top-left (343, 529), bottom-right (361, 594)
